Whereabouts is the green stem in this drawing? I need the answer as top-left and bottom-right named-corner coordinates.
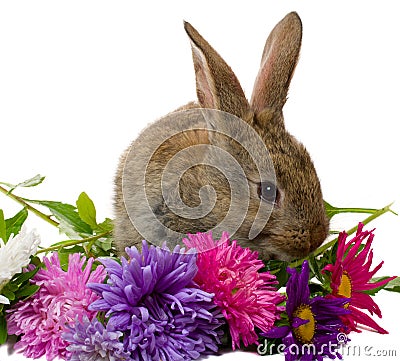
top-left (36, 231), bottom-right (111, 255)
top-left (0, 185), bottom-right (59, 228)
top-left (289, 202), bottom-right (396, 268)
top-left (330, 207), bottom-right (381, 215)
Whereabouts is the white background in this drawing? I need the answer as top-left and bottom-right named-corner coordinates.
top-left (0, 1), bottom-right (399, 360)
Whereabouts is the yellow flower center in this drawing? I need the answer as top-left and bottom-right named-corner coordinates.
top-left (338, 272), bottom-right (352, 308)
top-left (293, 304), bottom-right (316, 344)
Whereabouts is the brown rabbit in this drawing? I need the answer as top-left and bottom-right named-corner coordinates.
top-left (113, 12), bottom-right (329, 261)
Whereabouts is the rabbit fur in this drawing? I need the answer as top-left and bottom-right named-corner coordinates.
top-left (113, 12), bottom-right (329, 261)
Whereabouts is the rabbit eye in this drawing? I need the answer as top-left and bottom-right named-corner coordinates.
top-left (258, 181), bottom-right (278, 204)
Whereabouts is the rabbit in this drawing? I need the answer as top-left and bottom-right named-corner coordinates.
top-left (113, 11), bottom-right (329, 261)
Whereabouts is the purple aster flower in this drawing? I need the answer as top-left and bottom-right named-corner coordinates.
top-left (63, 316), bottom-right (131, 360)
top-left (263, 260), bottom-right (350, 361)
top-left (88, 241), bottom-right (224, 360)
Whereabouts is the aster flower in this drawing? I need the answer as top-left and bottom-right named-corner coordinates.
top-left (183, 231), bottom-right (285, 350)
top-left (264, 261), bottom-right (350, 361)
top-left (88, 241), bottom-right (223, 360)
top-left (63, 316), bottom-right (131, 361)
top-left (323, 223), bottom-right (396, 334)
top-left (7, 253), bottom-right (106, 361)
top-left (0, 227), bottom-right (40, 304)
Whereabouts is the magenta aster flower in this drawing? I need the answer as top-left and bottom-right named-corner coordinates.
top-left (183, 231), bottom-right (285, 350)
top-left (323, 223), bottom-right (396, 334)
top-left (88, 241), bottom-right (223, 360)
top-left (7, 253), bottom-right (106, 361)
top-left (264, 261), bottom-right (350, 361)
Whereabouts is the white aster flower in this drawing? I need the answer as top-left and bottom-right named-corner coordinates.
top-left (0, 226), bottom-right (41, 304)
top-left (0, 294), bottom-right (10, 304)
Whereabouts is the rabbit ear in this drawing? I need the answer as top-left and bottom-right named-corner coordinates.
top-left (184, 21), bottom-right (250, 119)
top-left (250, 12), bottom-right (302, 114)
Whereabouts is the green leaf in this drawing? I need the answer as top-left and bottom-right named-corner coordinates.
top-left (30, 255), bottom-right (42, 267)
top-left (309, 282), bottom-right (328, 296)
top-left (1, 288), bottom-right (15, 302)
top-left (94, 237), bottom-right (113, 252)
top-left (262, 259), bottom-right (290, 288)
top-left (0, 180), bottom-right (14, 188)
top-left (324, 201), bottom-right (339, 220)
top-left (264, 260), bottom-right (286, 273)
top-left (5, 208), bottom-right (28, 240)
top-left (26, 199), bottom-right (92, 235)
top-left (58, 246), bottom-right (86, 271)
top-left (1, 174), bottom-right (45, 193)
top-left (274, 263), bottom-right (290, 289)
top-left (0, 210), bottom-right (6, 242)
top-left (14, 284), bottom-right (40, 299)
top-left (6, 282), bottom-right (19, 293)
top-left (317, 241), bottom-right (337, 269)
top-left (16, 174), bottom-right (46, 188)
top-left (97, 218), bottom-right (114, 232)
top-left (0, 315), bottom-right (7, 344)
top-left (12, 266), bottom-right (41, 286)
top-left (307, 256), bottom-right (325, 285)
top-left (383, 276), bottom-right (400, 293)
top-left (58, 219), bottom-right (82, 239)
top-left (364, 276), bottom-right (395, 296)
top-left (90, 242), bottom-right (113, 258)
top-left (76, 192), bottom-right (97, 229)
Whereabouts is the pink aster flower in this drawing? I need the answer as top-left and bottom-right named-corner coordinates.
top-left (7, 253), bottom-right (106, 360)
top-left (183, 231), bottom-right (285, 350)
top-left (323, 223), bottom-right (396, 334)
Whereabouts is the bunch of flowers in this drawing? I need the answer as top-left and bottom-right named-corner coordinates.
top-left (0, 175), bottom-right (398, 361)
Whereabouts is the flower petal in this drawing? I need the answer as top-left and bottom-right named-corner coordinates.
top-left (263, 325), bottom-right (291, 339)
top-left (347, 305), bottom-right (388, 334)
top-left (292, 317), bottom-right (309, 328)
top-left (0, 295), bottom-right (10, 305)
